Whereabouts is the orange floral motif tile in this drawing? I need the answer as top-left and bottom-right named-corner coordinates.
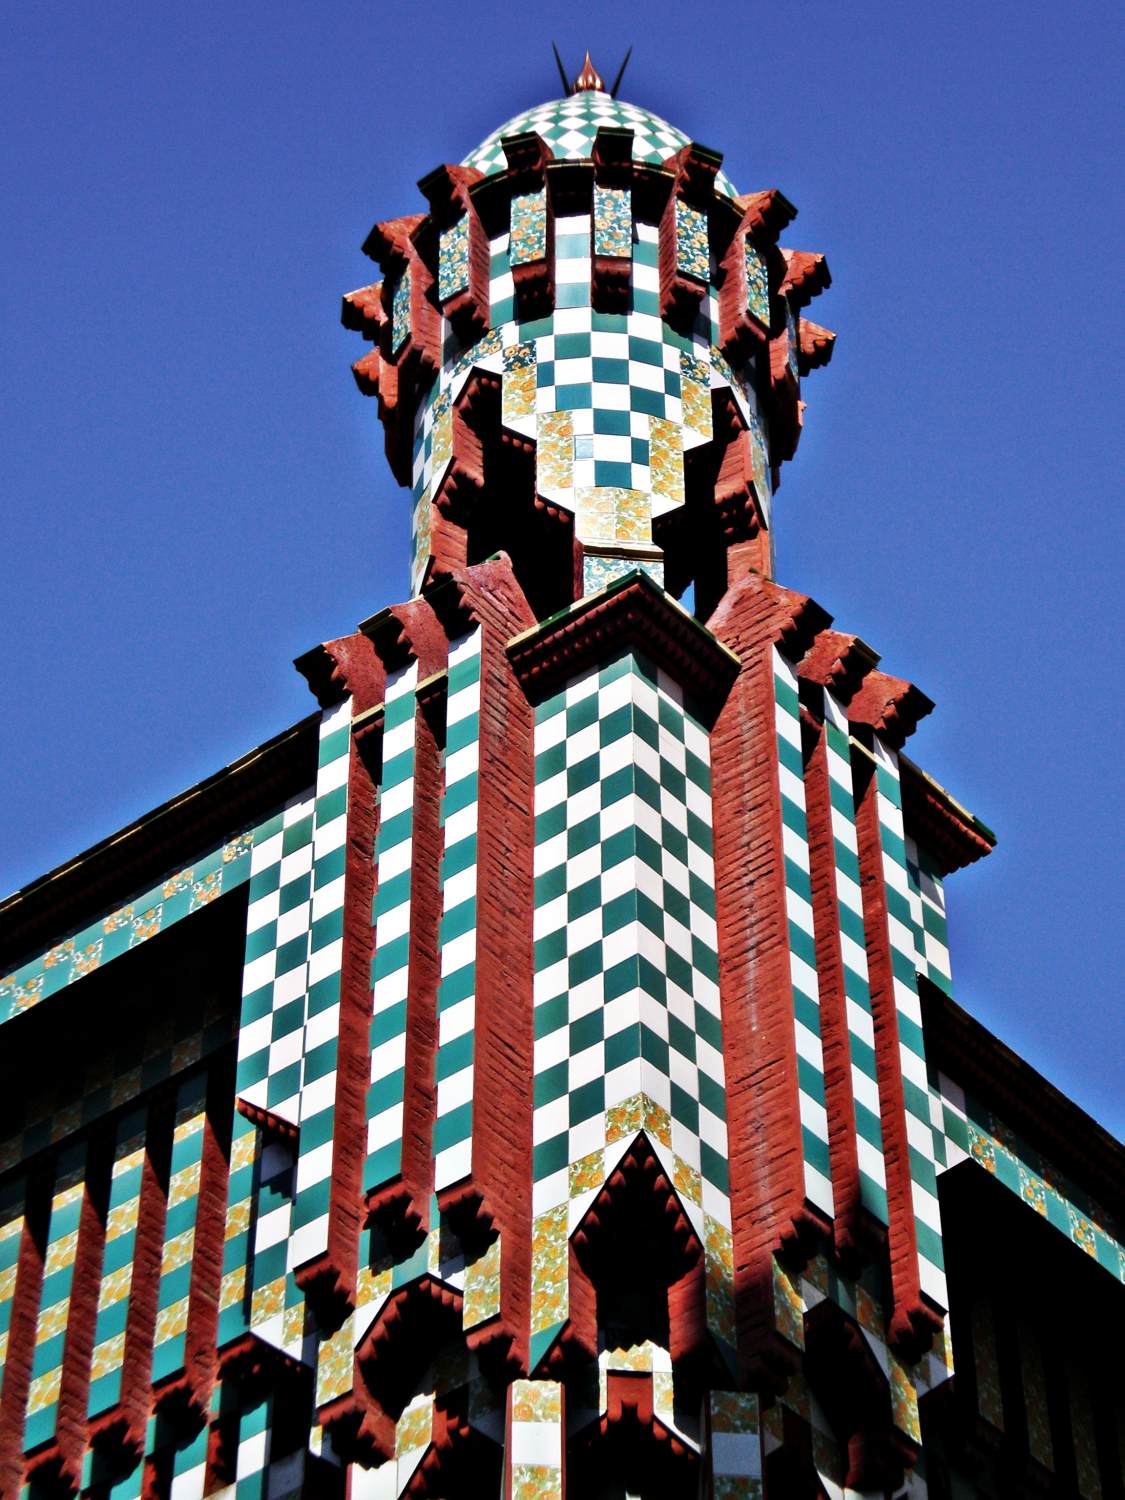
top-left (511, 1379), bottom-right (561, 1425)
top-left (511, 1464), bottom-right (563, 1500)
top-left (568, 1151), bottom-right (604, 1198)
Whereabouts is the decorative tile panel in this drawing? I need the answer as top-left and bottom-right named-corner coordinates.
top-left (438, 217), bottom-right (470, 302)
top-left (509, 191), bottom-right (547, 267)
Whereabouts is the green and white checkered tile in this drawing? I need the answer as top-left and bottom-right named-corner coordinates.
top-left (237, 788), bottom-right (317, 1125)
top-left (0, 1178), bottom-right (24, 1373)
top-left (22, 1140), bottom-right (87, 1451)
top-left (530, 650), bottom-right (733, 1365)
top-left (164, 1421), bottom-right (210, 1500)
top-left (772, 651), bottom-right (834, 1219)
top-left (289, 701), bottom-right (354, 1273)
top-left (870, 738), bottom-right (946, 1310)
top-left (823, 690), bottom-right (889, 1224)
top-left (432, 630), bottom-right (483, 1192)
top-left (150, 1074), bottom-right (208, 1387)
top-left (87, 1105), bottom-right (148, 1420)
top-left (365, 661), bottom-right (420, 1195)
top-left (405, 208), bottom-right (768, 596)
top-left (462, 92), bottom-right (738, 198)
top-left (904, 834), bottom-right (952, 996)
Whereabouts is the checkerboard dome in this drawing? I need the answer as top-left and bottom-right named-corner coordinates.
top-left (463, 92), bottom-right (739, 199)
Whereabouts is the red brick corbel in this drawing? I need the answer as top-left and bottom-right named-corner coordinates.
top-left (779, 249), bottom-right (832, 310)
top-left (363, 216), bottom-right (440, 369)
top-left (415, 164), bottom-right (490, 344)
top-left (294, 631), bottom-right (384, 715)
top-left (848, 670), bottom-right (933, 751)
top-left (704, 574), bottom-right (833, 1388)
top-left (798, 319), bottom-right (836, 375)
top-left (351, 216), bottom-right (440, 486)
top-left (718, 197), bottom-right (792, 366)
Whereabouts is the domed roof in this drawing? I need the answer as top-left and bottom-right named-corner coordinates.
top-left (463, 92), bottom-right (738, 198)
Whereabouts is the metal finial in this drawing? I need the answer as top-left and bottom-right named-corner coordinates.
top-left (609, 46), bottom-right (633, 98)
top-left (572, 50), bottom-right (605, 93)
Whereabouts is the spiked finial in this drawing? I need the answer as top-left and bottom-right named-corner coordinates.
top-left (572, 50), bottom-right (605, 92)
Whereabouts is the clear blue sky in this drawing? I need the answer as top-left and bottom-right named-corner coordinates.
top-left (2, 2), bottom-right (1121, 1136)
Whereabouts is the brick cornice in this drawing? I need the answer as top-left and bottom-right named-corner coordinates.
top-left (797, 629), bottom-right (879, 706)
top-left (294, 632), bottom-right (384, 713)
top-left (779, 249), bottom-right (831, 309)
top-left (706, 570), bottom-right (831, 666)
top-left (798, 319), bottom-right (836, 374)
top-left (900, 758), bottom-right (995, 874)
top-left (507, 571), bottom-right (740, 723)
top-left (848, 670), bottom-right (934, 749)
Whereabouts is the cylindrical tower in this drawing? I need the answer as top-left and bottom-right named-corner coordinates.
top-left (344, 56), bottom-right (834, 619)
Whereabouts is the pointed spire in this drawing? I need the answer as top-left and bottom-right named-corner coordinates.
top-left (572, 50), bottom-right (605, 93)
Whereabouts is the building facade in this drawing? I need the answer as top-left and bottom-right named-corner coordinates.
top-left (0, 56), bottom-right (1121, 1500)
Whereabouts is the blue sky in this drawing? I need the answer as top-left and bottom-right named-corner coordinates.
top-left (2, 1), bottom-right (1121, 1135)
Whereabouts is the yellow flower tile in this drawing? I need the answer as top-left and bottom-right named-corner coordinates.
top-left (153, 1297), bottom-right (189, 1344)
top-left (568, 1151), bottom-right (604, 1199)
top-left (98, 1263), bottom-right (133, 1310)
top-left (511, 1379), bottom-right (561, 1425)
top-left (250, 1276), bottom-right (286, 1326)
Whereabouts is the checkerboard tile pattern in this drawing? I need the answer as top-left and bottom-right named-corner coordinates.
top-left (150, 1075), bottom-right (208, 1386)
top-left (773, 651), bottom-right (833, 1218)
top-left (904, 834), bottom-right (952, 995)
top-left (530, 650), bottom-right (734, 1367)
top-left (23, 1141), bottom-right (87, 1450)
top-left (87, 1106), bottom-right (148, 1419)
top-left (433, 631), bottom-right (483, 1192)
top-left (0, 830), bottom-right (255, 1025)
top-left (463, 92), bottom-right (738, 199)
top-left (236, 791), bottom-right (318, 1126)
top-left (823, 690), bottom-right (888, 1224)
top-left (288, 702), bottom-right (354, 1273)
top-left (871, 739), bottom-right (945, 1310)
top-left (365, 662), bottom-right (419, 1194)
top-left (405, 201), bottom-right (771, 597)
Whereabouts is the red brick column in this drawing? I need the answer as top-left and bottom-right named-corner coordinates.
top-left (848, 672), bottom-right (939, 1357)
top-left (431, 559), bottom-right (537, 1373)
top-left (796, 632), bottom-right (880, 1269)
top-left (295, 634), bottom-right (385, 1312)
top-left (705, 573), bottom-right (828, 1387)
